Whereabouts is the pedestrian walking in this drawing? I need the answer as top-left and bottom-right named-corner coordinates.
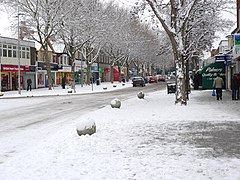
top-left (27, 78), bottom-right (32, 91)
top-left (237, 73), bottom-right (240, 100)
top-left (231, 73), bottom-right (239, 100)
top-left (213, 73), bottom-right (224, 100)
top-left (193, 73), bottom-right (199, 90)
top-left (70, 79), bottom-right (76, 93)
top-left (62, 76), bottom-right (66, 89)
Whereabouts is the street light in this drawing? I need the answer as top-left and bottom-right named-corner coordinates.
top-left (17, 4), bottom-right (24, 95)
top-left (0, 42), bottom-right (2, 94)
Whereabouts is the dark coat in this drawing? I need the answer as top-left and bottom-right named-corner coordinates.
top-left (62, 77), bottom-right (66, 85)
top-left (27, 79), bottom-right (32, 85)
top-left (231, 74), bottom-right (239, 90)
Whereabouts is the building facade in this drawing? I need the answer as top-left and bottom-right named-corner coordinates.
top-left (0, 36), bottom-right (36, 91)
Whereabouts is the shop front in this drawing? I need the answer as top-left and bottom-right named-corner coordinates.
top-left (104, 67), bottom-right (110, 82)
top-left (1, 64), bottom-right (29, 91)
top-left (37, 62), bottom-right (63, 87)
top-left (200, 62), bottom-right (226, 89)
top-left (56, 66), bottom-right (72, 86)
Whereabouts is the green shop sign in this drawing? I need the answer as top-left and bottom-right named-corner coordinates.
top-left (201, 62), bottom-right (225, 89)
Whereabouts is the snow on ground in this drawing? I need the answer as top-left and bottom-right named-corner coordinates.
top-left (0, 81), bottom-right (131, 98)
top-left (0, 83), bottom-right (240, 180)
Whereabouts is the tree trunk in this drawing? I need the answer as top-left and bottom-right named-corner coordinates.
top-left (141, 64), bottom-right (144, 77)
top-left (43, 43), bottom-right (52, 90)
top-left (86, 64), bottom-right (91, 85)
top-left (126, 61), bottom-right (130, 82)
top-left (175, 55), bottom-right (187, 105)
top-left (110, 65), bottom-right (114, 83)
top-left (118, 64), bottom-right (121, 82)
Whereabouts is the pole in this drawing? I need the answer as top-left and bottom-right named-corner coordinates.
top-left (0, 43), bottom-right (2, 93)
top-left (81, 58), bottom-right (83, 87)
top-left (17, 3), bottom-right (21, 95)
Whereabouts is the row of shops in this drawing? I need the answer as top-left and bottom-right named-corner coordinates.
top-left (0, 36), bottom-right (137, 92)
top-left (0, 62), bottom-right (127, 91)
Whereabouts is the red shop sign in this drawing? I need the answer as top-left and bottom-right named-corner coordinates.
top-left (1, 65), bottom-right (29, 72)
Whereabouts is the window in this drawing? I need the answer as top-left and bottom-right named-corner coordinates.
top-left (26, 48), bottom-right (30, 59)
top-left (3, 44), bottom-right (7, 57)
top-left (13, 46), bottom-right (17, 58)
top-left (63, 55), bottom-right (67, 65)
top-left (22, 51), bottom-right (26, 58)
top-left (53, 54), bottom-right (57, 63)
top-left (7, 45), bottom-right (12, 57)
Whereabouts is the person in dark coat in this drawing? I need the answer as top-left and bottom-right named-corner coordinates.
top-left (237, 73), bottom-right (240, 100)
top-left (27, 78), bottom-right (32, 91)
top-left (62, 76), bottom-right (66, 89)
top-left (193, 73), bottom-right (199, 90)
top-left (231, 73), bottom-right (239, 100)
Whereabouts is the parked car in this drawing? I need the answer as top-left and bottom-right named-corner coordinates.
top-left (132, 77), bottom-right (146, 87)
top-left (156, 75), bottom-right (166, 82)
top-left (148, 76), bottom-right (157, 83)
top-left (142, 76), bottom-right (149, 83)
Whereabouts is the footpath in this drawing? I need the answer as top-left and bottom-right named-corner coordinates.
top-left (0, 82), bottom-right (240, 179)
top-left (0, 81), bottom-right (133, 99)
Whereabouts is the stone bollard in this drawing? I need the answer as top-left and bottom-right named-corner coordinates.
top-left (110, 98), bottom-right (121, 108)
top-left (137, 91), bottom-right (144, 99)
top-left (76, 119), bottom-right (96, 136)
top-left (103, 86), bottom-right (107, 90)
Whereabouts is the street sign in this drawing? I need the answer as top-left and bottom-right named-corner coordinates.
top-left (215, 55), bottom-right (225, 62)
top-left (234, 34), bottom-right (240, 45)
top-left (215, 54), bottom-right (232, 64)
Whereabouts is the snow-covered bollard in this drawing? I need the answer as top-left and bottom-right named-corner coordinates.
top-left (110, 98), bottom-right (121, 108)
top-left (137, 91), bottom-right (144, 99)
top-left (76, 118), bottom-right (96, 136)
top-left (103, 86), bottom-right (107, 90)
top-left (0, 92), bottom-right (4, 96)
top-left (113, 84), bottom-right (117, 88)
top-left (122, 83), bottom-right (125, 86)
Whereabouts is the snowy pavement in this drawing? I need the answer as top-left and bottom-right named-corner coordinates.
top-left (0, 84), bottom-right (240, 180)
top-left (0, 81), bottom-right (133, 98)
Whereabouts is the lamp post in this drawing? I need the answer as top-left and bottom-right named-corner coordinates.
top-left (17, 4), bottom-right (24, 95)
top-left (0, 43), bottom-right (2, 93)
top-left (17, 11), bottom-right (21, 95)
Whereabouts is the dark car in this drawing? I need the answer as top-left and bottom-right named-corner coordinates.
top-left (132, 77), bottom-right (146, 87)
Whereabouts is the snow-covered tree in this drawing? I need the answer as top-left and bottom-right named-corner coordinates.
top-left (133, 0), bottom-right (235, 105)
top-left (2, 0), bottom-right (77, 89)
